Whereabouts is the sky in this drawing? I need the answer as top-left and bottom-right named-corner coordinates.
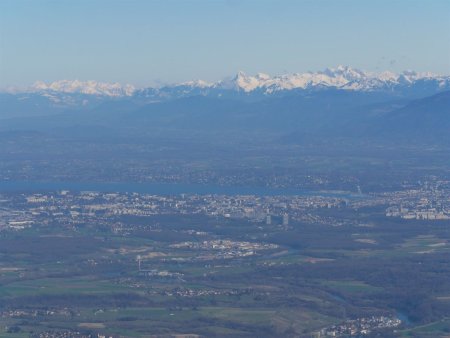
top-left (1, 0), bottom-right (449, 87)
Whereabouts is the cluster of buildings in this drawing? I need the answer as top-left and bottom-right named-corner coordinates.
top-left (1, 308), bottom-right (73, 319)
top-left (317, 316), bottom-right (402, 337)
top-left (31, 333), bottom-right (118, 338)
top-left (29, 330), bottom-right (92, 338)
top-left (386, 204), bottom-right (450, 220)
top-left (384, 180), bottom-right (450, 220)
top-left (169, 239), bottom-right (278, 260)
top-left (1, 178), bottom-right (448, 235)
top-left (161, 287), bottom-right (252, 298)
top-left (0, 190), bottom-right (354, 233)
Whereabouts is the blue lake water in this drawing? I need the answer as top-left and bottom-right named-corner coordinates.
top-left (0, 181), bottom-right (358, 197)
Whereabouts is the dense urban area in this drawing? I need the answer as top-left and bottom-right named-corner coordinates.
top-left (0, 177), bottom-right (449, 337)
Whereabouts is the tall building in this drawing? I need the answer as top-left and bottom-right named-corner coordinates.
top-left (282, 213), bottom-right (289, 226)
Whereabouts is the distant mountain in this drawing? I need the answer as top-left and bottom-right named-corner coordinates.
top-left (133, 66), bottom-right (450, 101)
top-left (1, 67), bottom-right (450, 147)
top-left (123, 89), bottom-right (450, 146)
top-left (212, 66), bottom-right (444, 93)
top-left (2, 66), bottom-right (449, 105)
top-left (31, 80), bottom-right (136, 97)
top-left (1, 86), bottom-right (449, 148)
top-left (367, 90), bottom-right (450, 143)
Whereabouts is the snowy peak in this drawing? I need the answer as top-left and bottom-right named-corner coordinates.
top-left (178, 79), bottom-right (212, 88)
top-left (323, 65), bottom-right (366, 80)
top-left (213, 71), bottom-right (258, 92)
top-left (31, 80), bottom-right (135, 97)
top-left (232, 71), bottom-right (266, 92)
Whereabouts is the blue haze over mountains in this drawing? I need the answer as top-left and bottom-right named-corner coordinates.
top-left (1, 66), bottom-right (450, 145)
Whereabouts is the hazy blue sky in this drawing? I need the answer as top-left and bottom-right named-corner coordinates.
top-left (1, 0), bottom-right (449, 86)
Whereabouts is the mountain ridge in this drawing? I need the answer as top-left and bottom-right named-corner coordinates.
top-left (4, 66), bottom-right (450, 100)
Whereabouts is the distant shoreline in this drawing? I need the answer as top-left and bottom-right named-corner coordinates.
top-left (0, 180), bottom-right (359, 198)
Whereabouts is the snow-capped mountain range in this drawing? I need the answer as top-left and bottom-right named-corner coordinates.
top-left (213, 66), bottom-right (449, 93)
top-left (3, 66), bottom-right (450, 102)
top-left (1, 67), bottom-right (450, 144)
top-left (13, 66), bottom-right (450, 97)
top-left (31, 79), bottom-right (136, 97)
